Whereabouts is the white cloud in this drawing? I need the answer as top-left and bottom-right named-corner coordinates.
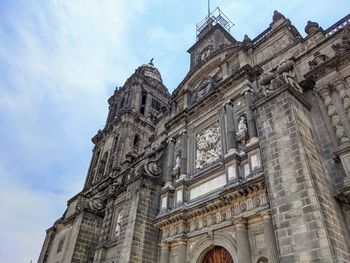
top-left (1, 1), bottom-right (350, 262)
top-left (0, 0), bottom-right (147, 262)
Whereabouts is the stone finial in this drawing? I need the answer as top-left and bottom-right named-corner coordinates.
top-left (272, 10), bottom-right (285, 22)
top-left (305, 20), bottom-right (320, 35)
top-left (242, 34), bottom-right (253, 49)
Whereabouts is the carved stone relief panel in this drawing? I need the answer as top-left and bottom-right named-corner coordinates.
top-left (195, 120), bottom-right (222, 170)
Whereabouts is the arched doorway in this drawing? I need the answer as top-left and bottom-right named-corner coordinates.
top-left (202, 246), bottom-right (233, 263)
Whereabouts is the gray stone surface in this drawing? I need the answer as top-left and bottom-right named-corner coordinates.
top-left (39, 11), bottom-right (350, 263)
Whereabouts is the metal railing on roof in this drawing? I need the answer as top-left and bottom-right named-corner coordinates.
top-left (196, 7), bottom-right (234, 39)
top-left (325, 13), bottom-right (350, 37)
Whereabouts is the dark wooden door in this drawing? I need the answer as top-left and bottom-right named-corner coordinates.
top-left (202, 246), bottom-right (233, 263)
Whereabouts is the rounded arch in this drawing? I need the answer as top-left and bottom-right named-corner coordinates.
top-left (97, 151), bottom-right (109, 177)
top-left (188, 233), bottom-right (238, 263)
top-left (257, 256), bottom-right (268, 263)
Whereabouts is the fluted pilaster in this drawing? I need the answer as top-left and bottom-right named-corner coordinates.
top-left (262, 211), bottom-right (280, 263)
top-left (165, 138), bottom-right (175, 187)
top-left (334, 80), bottom-right (350, 119)
top-left (180, 131), bottom-right (188, 177)
top-left (225, 102), bottom-right (237, 152)
top-left (235, 218), bottom-right (252, 263)
top-left (177, 239), bottom-right (187, 263)
top-left (160, 242), bottom-right (170, 263)
top-left (244, 89), bottom-right (258, 140)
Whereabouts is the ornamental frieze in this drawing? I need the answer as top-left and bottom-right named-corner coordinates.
top-left (155, 179), bottom-right (266, 239)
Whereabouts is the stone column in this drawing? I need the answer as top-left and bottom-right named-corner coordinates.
top-left (180, 131), bottom-right (188, 179)
top-left (333, 81), bottom-right (350, 186)
top-left (334, 80), bottom-right (350, 119)
top-left (316, 85), bottom-right (350, 145)
top-left (165, 138), bottom-right (175, 187)
top-left (225, 102), bottom-right (237, 153)
top-left (160, 242), bottom-right (170, 263)
top-left (235, 218), bottom-right (252, 263)
top-left (177, 239), bottom-right (187, 263)
top-left (244, 89), bottom-right (258, 140)
top-left (262, 211), bottom-right (279, 263)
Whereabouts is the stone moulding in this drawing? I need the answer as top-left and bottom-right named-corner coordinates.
top-left (154, 178), bottom-right (266, 235)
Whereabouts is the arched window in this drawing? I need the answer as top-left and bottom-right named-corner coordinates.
top-left (257, 257), bottom-right (268, 263)
top-left (140, 91), bottom-right (147, 114)
top-left (133, 134), bottom-right (140, 148)
top-left (89, 150), bottom-right (100, 185)
top-left (97, 151), bottom-right (109, 177)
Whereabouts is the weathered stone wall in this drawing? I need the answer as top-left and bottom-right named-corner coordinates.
top-left (255, 87), bottom-right (334, 262)
top-left (303, 90), bottom-right (350, 262)
top-left (72, 211), bottom-right (103, 263)
top-left (113, 177), bottom-right (161, 263)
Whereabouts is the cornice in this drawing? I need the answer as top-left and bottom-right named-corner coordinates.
top-left (155, 176), bottom-right (265, 228)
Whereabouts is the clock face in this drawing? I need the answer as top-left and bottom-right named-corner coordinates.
top-left (199, 45), bottom-right (213, 62)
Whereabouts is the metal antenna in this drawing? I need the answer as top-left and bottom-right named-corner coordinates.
top-left (208, 0), bottom-right (210, 18)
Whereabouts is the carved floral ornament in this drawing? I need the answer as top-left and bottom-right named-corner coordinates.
top-left (195, 121), bottom-right (222, 169)
top-left (198, 45), bottom-right (214, 62)
top-left (192, 76), bottom-right (215, 103)
top-left (257, 59), bottom-right (303, 98)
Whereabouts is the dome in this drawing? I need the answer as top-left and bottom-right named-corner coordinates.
top-left (136, 61), bottom-right (163, 83)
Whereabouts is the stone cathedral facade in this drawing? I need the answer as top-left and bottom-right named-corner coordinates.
top-left (39, 10), bottom-right (350, 263)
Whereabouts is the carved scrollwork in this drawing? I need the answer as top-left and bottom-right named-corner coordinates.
top-left (191, 76), bottom-right (215, 104)
top-left (257, 59), bottom-right (303, 98)
top-left (143, 150), bottom-right (164, 177)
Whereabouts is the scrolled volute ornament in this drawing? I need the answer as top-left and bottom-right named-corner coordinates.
top-left (258, 71), bottom-right (276, 97)
top-left (143, 150), bottom-right (164, 177)
top-left (276, 59), bottom-right (303, 93)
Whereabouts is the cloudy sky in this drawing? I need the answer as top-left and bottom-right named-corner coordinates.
top-left (0, 0), bottom-right (349, 262)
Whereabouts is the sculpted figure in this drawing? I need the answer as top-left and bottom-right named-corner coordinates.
top-left (173, 154), bottom-right (181, 170)
top-left (237, 116), bottom-right (247, 133)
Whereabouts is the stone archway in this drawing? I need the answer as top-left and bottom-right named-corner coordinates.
top-left (188, 233), bottom-right (238, 263)
top-left (202, 246), bottom-right (234, 263)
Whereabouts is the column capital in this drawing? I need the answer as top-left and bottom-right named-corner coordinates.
top-left (167, 137), bottom-right (175, 144)
top-left (261, 210), bottom-right (272, 220)
top-left (241, 85), bottom-right (253, 96)
top-left (223, 100), bottom-right (234, 108)
top-left (160, 241), bottom-right (171, 248)
top-left (315, 84), bottom-right (331, 97)
top-left (333, 79), bottom-right (347, 88)
top-left (180, 129), bottom-right (187, 135)
top-left (176, 239), bottom-right (187, 246)
top-left (234, 217), bottom-right (248, 229)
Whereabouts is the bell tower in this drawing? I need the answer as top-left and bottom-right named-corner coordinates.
top-left (84, 61), bottom-right (171, 190)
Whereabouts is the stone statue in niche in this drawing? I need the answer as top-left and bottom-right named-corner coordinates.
top-left (115, 209), bottom-right (124, 237)
top-left (237, 116), bottom-right (247, 133)
top-left (195, 121), bottom-right (222, 169)
top-left (173, 154), bottom-right (181, 170)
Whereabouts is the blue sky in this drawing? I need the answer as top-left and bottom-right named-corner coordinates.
top-left (0, 0), bottom-right (349, 262)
